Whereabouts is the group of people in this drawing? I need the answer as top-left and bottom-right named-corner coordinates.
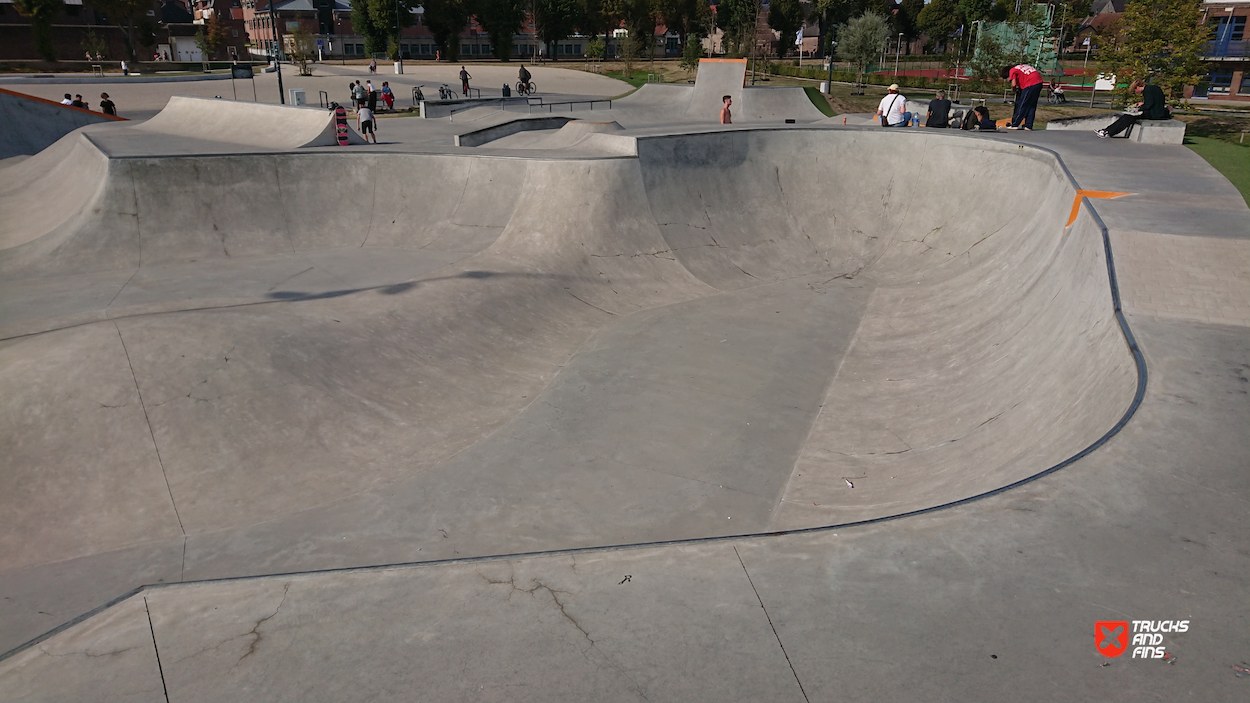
top-left (875, 82), bottom-right (998, 131)
top-left (348, 79), bottom-right (395, 143)
top-left (874, 63), bottom-right (1170, 138)
top-left (61, 92), bottom-right (117, 116)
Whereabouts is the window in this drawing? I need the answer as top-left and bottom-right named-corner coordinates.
top-left (1213, 15), bottom-right (1246, 42)
top-left (1209, 67), bottom-right (1234, 94)
top-left (1239, 73), bottom-right (1250, 95)
top-left (461, 43), bottom-right (469, 54)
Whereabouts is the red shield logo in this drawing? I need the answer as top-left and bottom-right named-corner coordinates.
top-left (1095, 621), bottom-right (1129, 658)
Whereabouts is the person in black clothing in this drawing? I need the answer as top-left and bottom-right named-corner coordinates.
top-left (1096, 79), bottom-right (1171, 138)
top-left (70, 94), bottom-right (88, 109)
top-left (99, 92), bottom-right (116, 116)
top-left (926, 90), bottom-right (951, 128)
top-left (973, 105), bottom-right (996, 131)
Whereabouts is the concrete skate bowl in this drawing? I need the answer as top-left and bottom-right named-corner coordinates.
top-left (0, 87), bottom-right (126, 161)
top-left (0, 128), bottom-right (1141, 650)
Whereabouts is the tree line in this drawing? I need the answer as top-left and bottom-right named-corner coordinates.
top-left (352, 0), bottom-right (714, 62)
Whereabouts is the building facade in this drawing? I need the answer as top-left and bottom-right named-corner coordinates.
top-left (1199, 0), bottom-right (1250, 100)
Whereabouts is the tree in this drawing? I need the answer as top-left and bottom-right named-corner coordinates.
top-left (535, 0), bottom-right (579, 59)
top-left (917, 0), bottom-right (960, 52)
top-left (680, 30), bottom-right (703, 77)
top-left (837, 11), bottom-right (889, 85)
top-left (620, 32), bottom-right (641, 76)
top-left (1099, 0), bottom-right (1211, 105)
top-left (194, 14), bottom-right (228, 67)
top-left (897, 0), bottom-right (924, 42)
top-left (366, 0), bottom-right (416, 60)
top-left (586, 37), bottom-right (606, 60)
top-left (768, 0), bottom-right (803, 59)
top-left (476, 0), bottom-right (527, 59)
top-left (287, 23), bottom-right (317, 74)
top-left (968, 24), bottom-right (1007, 87)
top-left (424, 0), bottom-right (470, 60)
top-left (82, 29), bottom-right (108, 60)
top-left (719, 0), bottom-right (762, 56)
top-left (1052, 0), bottom-right (1092, 55)
top-left (89, 0), bottom-right (152, 61)
top-left (14, 0), bottom-right (64, 61)
top-left (957, 0), bottom-right (994, 25)
top-left (351, 0), bottom-right (388, 56)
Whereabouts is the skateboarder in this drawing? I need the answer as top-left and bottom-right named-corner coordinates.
top-left (720, 95), bottom-right (732, 124)
top-left (357, 104), bottom-right (377, 143)
top-left (99, 92), bottom-right (116, 116)
top-left (1002, 64), bottom-right (1043, 130)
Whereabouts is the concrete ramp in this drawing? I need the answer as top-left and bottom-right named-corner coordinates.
top-left (135, 96), bottom-right (366, 149)
top-left (0, 87), bottom-right (125, 160)
top-left (686, 58), bottom-right (747, 118)
top-left (614, 72), bottom-right (822, 124)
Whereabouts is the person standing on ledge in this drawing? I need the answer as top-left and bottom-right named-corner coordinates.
top-left (1002, 63), bottom-right (1043, 130)
top-left (1096, 79), bottom-right (1172, 138)
top-left (720, 95), bottom-right (732, 124)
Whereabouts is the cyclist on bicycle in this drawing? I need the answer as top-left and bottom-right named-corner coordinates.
top-left (518, 65), bottom-right (532, 94)
top-left (460, 66), bottom-right (472, 96)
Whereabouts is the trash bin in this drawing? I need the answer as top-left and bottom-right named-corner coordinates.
top-left (820, 81), bottom-right (829, 93)
top-left (289, 88), bottom-right (306, 106)
top-left (502, 83), bottom-right (511, 97)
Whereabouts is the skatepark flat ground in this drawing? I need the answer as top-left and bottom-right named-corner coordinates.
top-left (0, 68), bottom-right (1247, 701)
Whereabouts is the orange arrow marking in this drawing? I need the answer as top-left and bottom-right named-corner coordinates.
top-left (1068, 189), bottom-right (1133, 226)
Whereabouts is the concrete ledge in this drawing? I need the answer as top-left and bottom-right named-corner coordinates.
top-left (454, 115), bottom-right (575, 147)
top-left (1046, 113), bottom-right (1187, 144)
top-left (419, 96), bottom-right (533, 119)
top-left (1131, 119), bottom-right (1186, 144)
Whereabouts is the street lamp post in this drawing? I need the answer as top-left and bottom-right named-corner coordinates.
top-left (269, 0), bottom-right (285, 103)
top-left (894, 32), bottom-right (902, 78)
top-left (394, 0), bottom-right (403, 73)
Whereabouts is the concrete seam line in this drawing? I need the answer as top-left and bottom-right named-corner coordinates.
top-left (0, 134), bottom-right (1148, 665)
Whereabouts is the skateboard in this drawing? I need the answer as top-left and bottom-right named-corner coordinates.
top-left (334, 106), bottom-right (349, 146)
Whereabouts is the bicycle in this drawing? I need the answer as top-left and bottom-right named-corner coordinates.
top-left (515, 80), bottom-right (537, 96)
top-left (437, 84), bottom-right (453, 100)
top-left (413, 85), bottom-right (425, 103)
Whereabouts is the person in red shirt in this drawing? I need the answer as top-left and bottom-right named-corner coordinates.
top-left (1000, 64), bottom-right (1044, 130)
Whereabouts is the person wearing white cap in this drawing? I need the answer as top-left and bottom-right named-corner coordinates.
top-left (876, 83), bottom-right (911, 127)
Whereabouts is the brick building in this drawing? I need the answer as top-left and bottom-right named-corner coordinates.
top-left (1199, 0), bottom-right (1250, 100)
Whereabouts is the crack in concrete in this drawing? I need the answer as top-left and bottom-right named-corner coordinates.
top-left (476, 566), bottom-right (651, 700)
top-left (231, 583), bottom-right (290, 670)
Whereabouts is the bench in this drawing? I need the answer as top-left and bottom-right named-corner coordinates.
top-left (1045, 113), bottom-right (1187, 145)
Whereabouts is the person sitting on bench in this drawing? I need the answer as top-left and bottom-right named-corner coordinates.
top-left (1096, 79), bottom-right (1171, 138)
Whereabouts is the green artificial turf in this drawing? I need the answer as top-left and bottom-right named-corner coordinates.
top-left (1185, 135), bottom-right (1250, 207)
top-left (603, 71), bottom-right (649, 89)
top-left (804, 86), bottom-right (836, 117)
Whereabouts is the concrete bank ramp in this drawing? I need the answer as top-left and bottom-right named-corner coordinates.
top-left (135, 95), bottom-right (366, 149)
top-left (0, 87), bottom-right (125, 160)
top-left (0, 130), bottom-right (1137, 643)
top-left (613, 66), bottom-right (824, 124)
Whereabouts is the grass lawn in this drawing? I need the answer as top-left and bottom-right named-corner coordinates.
top-left (1184, 135), bottom-right (1250, 206)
